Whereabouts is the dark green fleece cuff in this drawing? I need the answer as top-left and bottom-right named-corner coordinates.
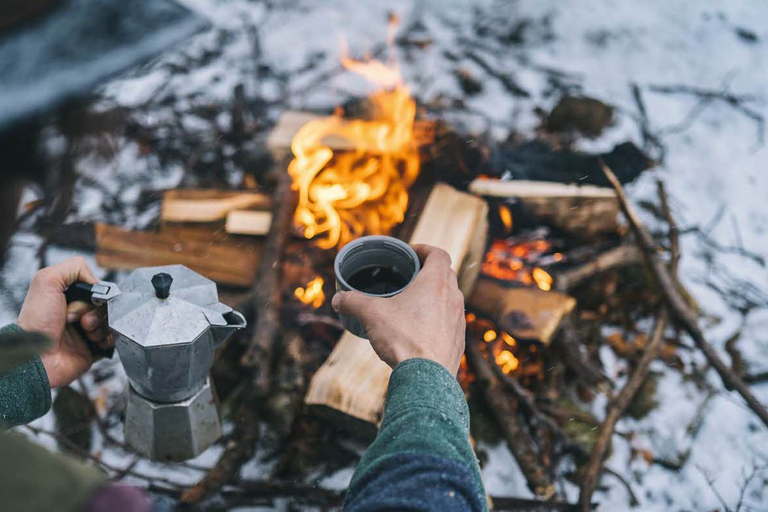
top-left (383, 358), bottom-right (470, 433)
top-left (0, 324), bottom-right (52, 429)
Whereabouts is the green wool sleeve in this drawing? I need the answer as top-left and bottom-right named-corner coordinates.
top-left (0, 324), bottom-right (53, 429)
top-left (349, 358), bottom-right (485, 500)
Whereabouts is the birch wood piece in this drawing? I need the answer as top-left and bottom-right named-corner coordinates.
top-left (225, 210), bottom-right (273, 236)
top-left (267, 111), bottom-right (436, 153)
top-left (469, 178), bottom-right (620, 238)
top-left (304, 183), bottom-right (488, 428)
top-left (95, 223), bottom-right (262, 287)
top-left (468, 278), bottom-right (576, 345)
top-left (161, 189), bottom-right (271, 223)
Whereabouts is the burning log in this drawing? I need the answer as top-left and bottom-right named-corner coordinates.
top-left (469, 178), bottom-right (620, 238)
top-left (160, 189), bottom-right (272, 223)
top-left (466, 340), bottom-right (555, 499)
top-left (601, 162), bottom-right (768, 429)
top-left (468, 278), bottom-right (576, 346)
top-left (94, 222), bottom-right (262, 287)
top-left (304, 183), bottom-right (488, 429)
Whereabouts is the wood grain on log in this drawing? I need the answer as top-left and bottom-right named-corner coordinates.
top-left (554, 244), bottom-right (642, 292)
top-left (304, 183), bottom-right (488, 428)
top-left (94, 223), bottom-right (262, 287)
top-left (161, 189), bottom-right (271, 223)
top-left (469, 178), bottom-right (620, 238)
top-left (225, 210), bottom-right (273, 236)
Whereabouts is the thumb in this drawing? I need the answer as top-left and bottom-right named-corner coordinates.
top-left (332, 290), bottom-right (380, 323)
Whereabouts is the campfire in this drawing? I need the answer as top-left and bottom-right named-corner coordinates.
top-left (33, 17), bottom-right (768, 512)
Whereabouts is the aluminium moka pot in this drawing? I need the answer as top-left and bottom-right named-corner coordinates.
top-left (68, 264), bottom-right (246, 461)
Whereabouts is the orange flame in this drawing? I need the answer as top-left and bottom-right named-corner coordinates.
top-left (498, 205), bottom-right (513, 234)
top-left (294, 277), bottom-right (326, 308)
top-left (288, 34), bottom-right (420, 249)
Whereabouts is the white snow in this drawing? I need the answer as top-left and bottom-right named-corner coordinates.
top-left (3, 0), bottom-right (768, 510)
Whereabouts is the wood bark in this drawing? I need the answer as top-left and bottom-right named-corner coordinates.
top-left (304, 183), bottom-right (488, 428)
top-left (601, 161), bottom-right (768, 429)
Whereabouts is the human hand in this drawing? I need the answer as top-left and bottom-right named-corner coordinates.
top-left (332, 244), bottom-right (466, 376)
top-left (17, 257), bottom-right (111, 388)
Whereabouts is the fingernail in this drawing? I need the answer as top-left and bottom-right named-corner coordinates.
top-left (331, 294), bottom-right (342, 312)
top-left (66, 313), bottom-right (79, 323)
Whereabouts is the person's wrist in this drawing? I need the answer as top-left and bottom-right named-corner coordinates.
top-left (39, 352), bottom-right (62, 388)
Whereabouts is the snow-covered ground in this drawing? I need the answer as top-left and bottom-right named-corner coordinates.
top-left (3, 1), bottom-right (768, 510)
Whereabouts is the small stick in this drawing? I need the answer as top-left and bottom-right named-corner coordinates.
top-left (601, 161), bottom-right (768, 429)
top-left (555, 244), bottom-right (642, 292)
top-left (579, 309), bottom-right (668, 511)
top-left (466, 342), bottom-right (555, 499)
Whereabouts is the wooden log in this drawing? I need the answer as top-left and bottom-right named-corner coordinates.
top-left (161, 189), bottom-right (271, 223)
top-left (469, 178), bottom-right (619, 238)
top-left (304, 183), bottom-right (489, 428)
top-left (468, 278), bottom-right (576, 345)
top-left (267, 111), bottom-right (436, 153)
top-left (94, 223), bottom-right (262, 287)
top-left (225, 210), bottom-right (273, 236)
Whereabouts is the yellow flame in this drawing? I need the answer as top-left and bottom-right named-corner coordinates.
top-left (498, 205), bottom-right (513, 233)
top-left (483, 330), bottom-right (497, 342)
top-left (532, 267), bottom-right (552, 291)
top-left (495, 350), bottom-right (519, 374)
top-left (294, 277), bottom-right (326, 308)
top-left (288, 36), bottom-right (419, 249)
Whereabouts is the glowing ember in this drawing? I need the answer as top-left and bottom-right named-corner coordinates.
top-left (482, 233), bottom-right (556, 289)
top-left (294, 277), bottom-right (326, 308)
top-left (483, 329), bottom-right (497, 342)
top-left (532, 267), bottom-right (553, 291)
top-left (501, 332), bottom-right (517, 347)
top-left (288, 27), bottom-right (420, 249)
top-left (495, 350), bottom-right (520, 374)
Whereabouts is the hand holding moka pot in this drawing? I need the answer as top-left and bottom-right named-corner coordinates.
top-left (67, 265), bottom-right (246, 461)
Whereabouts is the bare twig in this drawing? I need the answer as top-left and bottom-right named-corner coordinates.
top-left (601, 162), bottom-right (768, 429)
top-left (555, 244), bottom-right (642, 292)
top-left (467, 341), bottom-right (555, 499)
top-left (579, 309), bottom-right (668, 511)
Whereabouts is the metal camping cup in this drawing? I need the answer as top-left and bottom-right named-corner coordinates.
top-left (334, 235), bottom-right (420, 338)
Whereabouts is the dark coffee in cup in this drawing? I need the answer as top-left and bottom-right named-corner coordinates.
top-left (334, 235), bottom-right (420, 339)
top-left (346, 265), bottom-right (410, 295)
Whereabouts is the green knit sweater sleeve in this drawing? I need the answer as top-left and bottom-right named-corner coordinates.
top-left (347, 358), bottom-right (486, 509)
top-left (0, 324), bottom-right (52, 429)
